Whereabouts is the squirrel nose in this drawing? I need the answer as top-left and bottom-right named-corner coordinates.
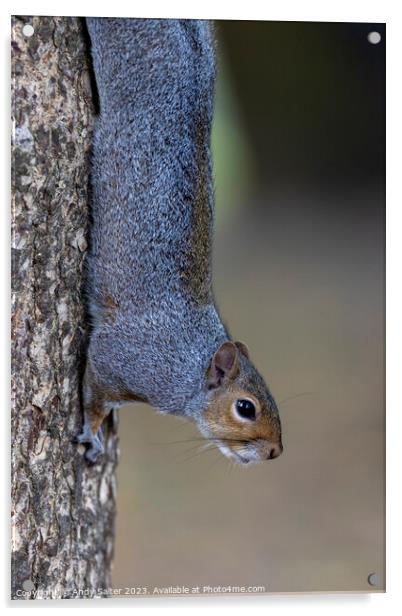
top-left (266, 442), bottom-right (283, 460)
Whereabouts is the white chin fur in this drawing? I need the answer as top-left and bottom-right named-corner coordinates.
top-left (198, 424), bottom-right (261, 465)
top-left (216, 442), bottom-right (257, 465)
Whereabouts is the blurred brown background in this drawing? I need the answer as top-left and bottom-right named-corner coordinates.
top-left (112, 20), bottom-right (385, 593)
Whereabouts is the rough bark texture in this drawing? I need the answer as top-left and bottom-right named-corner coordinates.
top-left (11, 16), bottom-right (118, 600)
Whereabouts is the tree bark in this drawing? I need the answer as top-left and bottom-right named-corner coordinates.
top-left (11, 16), bottom-right (118, 600)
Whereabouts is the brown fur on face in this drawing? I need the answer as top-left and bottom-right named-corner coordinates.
top-left (201, 341), bottom-right (283, 463)
top-left (203, 384), bottom-right (283, 463)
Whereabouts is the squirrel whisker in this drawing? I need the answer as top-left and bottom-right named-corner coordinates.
top-left (277, 391), bottom-right (314, 406)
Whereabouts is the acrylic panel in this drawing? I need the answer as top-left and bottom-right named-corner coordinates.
top-left (11, 16), bottom-right (385, 599)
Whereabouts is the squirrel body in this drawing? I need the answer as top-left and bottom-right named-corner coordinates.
top-left (78, 17), bottom-right (283, 465)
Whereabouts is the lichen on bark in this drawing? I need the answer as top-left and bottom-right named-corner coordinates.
top-left (11, 15), bottom-right (118, 600)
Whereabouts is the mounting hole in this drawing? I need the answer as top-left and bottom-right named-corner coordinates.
top-left (367, 31), bottom-right (381, 45)
top-left (22, 579), bottom-right (35, 591)
top-left (22, 24), bottom-right (35, 38)
top-left (367, 572), bottom-right (379, 587)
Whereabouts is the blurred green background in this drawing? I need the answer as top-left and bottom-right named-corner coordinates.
top-left (112, 20), bottom-right (385, 594)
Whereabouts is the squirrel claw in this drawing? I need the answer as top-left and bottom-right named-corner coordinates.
top-left (85, 437), bottom-right (105, 463)
top-left (77, 426), bottom-right (105, 463)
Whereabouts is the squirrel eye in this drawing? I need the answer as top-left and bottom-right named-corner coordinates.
top-left (235, 399), bottom-right (256, 420)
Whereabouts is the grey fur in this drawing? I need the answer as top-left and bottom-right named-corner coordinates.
top-left (81, 18), bottom-right (282, 461)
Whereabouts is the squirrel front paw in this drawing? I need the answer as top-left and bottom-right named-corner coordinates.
top-left (77, 424), bottom-right (105, 463)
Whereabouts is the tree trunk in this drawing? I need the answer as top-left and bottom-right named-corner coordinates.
top-left (11, 16), bottom-right (118, 600)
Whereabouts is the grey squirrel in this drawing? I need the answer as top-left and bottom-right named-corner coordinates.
top-left (78, 17), bottom-right (283, 465)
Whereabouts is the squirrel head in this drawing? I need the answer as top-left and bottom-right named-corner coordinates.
top-left (198, 341), bottom-right (283, 465)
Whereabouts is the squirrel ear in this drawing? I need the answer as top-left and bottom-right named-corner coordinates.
top-left (207, 341), bottom-right (239, 389)
top-left (235, 340), bottom-right (250, 360)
